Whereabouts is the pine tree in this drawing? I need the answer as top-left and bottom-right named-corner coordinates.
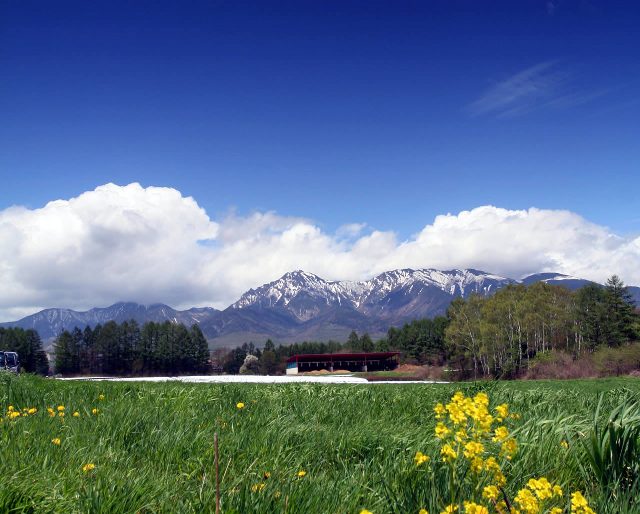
top-left (54, 331), bottom-right (78, 375)
top-left (603, 275), bottom-right (636, 346)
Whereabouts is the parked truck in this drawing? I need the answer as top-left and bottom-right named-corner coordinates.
top-left (0, 351), bottom-right (20, 373)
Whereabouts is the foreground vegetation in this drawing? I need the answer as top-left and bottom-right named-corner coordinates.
top-left (1, 374), bottom-right (639, 513)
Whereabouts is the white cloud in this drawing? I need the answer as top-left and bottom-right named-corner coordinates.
top-left (0, 183), bottom-right (639, 321)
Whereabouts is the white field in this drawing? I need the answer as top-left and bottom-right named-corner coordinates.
top-left (58, 375), bottom-right (447, 384)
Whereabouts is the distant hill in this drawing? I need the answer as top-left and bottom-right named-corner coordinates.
top-left (2, 268), bottom-right (638, 346)
top-left (0, 302), bottom-right (218, 341)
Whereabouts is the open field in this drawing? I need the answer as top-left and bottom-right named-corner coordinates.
top-left (1, 375), bottom-right (639, 513)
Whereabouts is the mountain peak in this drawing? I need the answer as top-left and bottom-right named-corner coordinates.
top-left (280, 270), bottom-right (325, 283)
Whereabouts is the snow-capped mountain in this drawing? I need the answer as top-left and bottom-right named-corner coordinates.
top-left (2, 268), bottom-right (637, 346)
top-left (231, 268), bottom-right (513, 322)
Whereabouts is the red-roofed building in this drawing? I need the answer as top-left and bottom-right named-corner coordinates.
top-left (286, 352), bottom-right (400, 375)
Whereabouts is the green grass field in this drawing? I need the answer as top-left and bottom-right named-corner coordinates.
top-left (1, 375), bottom-right (639, 513)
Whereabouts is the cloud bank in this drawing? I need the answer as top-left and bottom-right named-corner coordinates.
top-left (1, 183), bottom-right (638, 321)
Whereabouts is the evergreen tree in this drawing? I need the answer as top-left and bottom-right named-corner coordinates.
top-left (603, 275), bottom-right (636, 346)
top-left (346, 330), bottom-right (360, 350)
top-left (54, 331), bottom-right (79, 375)
top-left (188, 325), bottom-right (210, 373)
top-left (359, 333), bottom-right (374, 352)
top-left (259, 350), bottom-right (278, 375)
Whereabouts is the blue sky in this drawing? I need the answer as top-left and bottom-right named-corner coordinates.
top-left (1, 1), bottom-right (640, 318)
top-left (1, 0), bottom-right (639, 237)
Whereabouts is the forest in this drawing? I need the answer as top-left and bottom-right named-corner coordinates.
top-left (53, 321), bottom-right (210, 375)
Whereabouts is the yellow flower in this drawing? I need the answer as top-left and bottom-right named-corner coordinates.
top-left (482, 485), bottom-right (500, 501)
top-left (500, 438), bottom-right (518, 459)
top-left (435, 422), bottom-right (451, 439)
top-left (440, 443), bottom-right (458, 462)
top-left (414, 451), bottom-right (430, 466)
top-left (28, 408), bottom-right (37, 415)
top-left (527, 477), bottom-right (554, 501)
top-left (440, 506), bottom-right (458, 514)
top-left (297, 470), bottom-right (306, 477)
top-left (47, 408), bottom-right (55, 417)
top-left (98, 394), bottom-right (105, 401)
top-left (419, 510), bottom-right (429, 514)
top-left (263, 471), bottom-right (271, 479)
top-left (434, 403), bottom-right (447, 419)
top-left (493, 470), bottom-right (507, 487)
top-left (560, 440), bottom-right (569, 449)
top-left (514, 487), bottom-right (539, 514)
top-left (82, 463), bottom-right (96, 473)
top-left (474, 392), bottom-right (489, 406)
top-left (360, 510), bottom-right (373, 514)
top-left (51, 438), bottom-right (61, 446)
top-left (463, 440), bottom-right (484, 459)
top-left (251, 482), bottom-right (265, 493)
top-left (454, 428), bottom-right (468, 443)
top-left (236, 402), bottom-right (245, 410)
top-left (57, 405), bottom-right (65, 412)
top-left (58, 412), bottom-right (65, 418)
top-left (92, 408), bottom-right (99, 415)
top-left (492, 426), bottom-right (509, 442)
top-left (550, 509), bottom-right (563, 514)
top-left (73, 411), bottom-right (80, 417)
top-left (469, 457), bottom-right (484, 474)
top-left (446, 402), bottom-right (467, 425)
top-left (463, 502), bottom-right (489, 514)
top-left (570, 491), bottom-right (595, 514)
top-left (494, 403), bottom-right (509, 421)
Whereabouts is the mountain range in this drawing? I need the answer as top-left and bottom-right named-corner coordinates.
top-left (2, 269), bottom-right (639, 347)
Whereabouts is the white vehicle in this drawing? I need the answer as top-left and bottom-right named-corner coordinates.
top-left (0, 351), bottom-right (20, 373)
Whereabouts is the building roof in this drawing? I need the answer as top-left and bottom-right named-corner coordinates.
top-left (286, 352), bottom-right (399, 364)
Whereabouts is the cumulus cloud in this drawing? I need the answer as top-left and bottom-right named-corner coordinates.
top-left (0, 183), bottom-right (638, 320)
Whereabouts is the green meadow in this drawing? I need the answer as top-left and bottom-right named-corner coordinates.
top-left (1, 375), bottom-right (639, 513)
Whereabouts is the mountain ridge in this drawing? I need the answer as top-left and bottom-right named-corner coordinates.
top-left (2, 269), bottom-right (638, 346)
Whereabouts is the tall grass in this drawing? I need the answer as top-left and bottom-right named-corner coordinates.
top-left (1, 374), bottom-right (639, 513)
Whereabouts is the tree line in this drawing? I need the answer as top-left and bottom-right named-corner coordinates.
top-left (445, 276), bottom-right (639, 378)
top-left (0, 327), bottom-right (49, 374)
top-left (53, 320), bottom-right (210, 375)
top-left (218, 318), bottom-right (449, 374)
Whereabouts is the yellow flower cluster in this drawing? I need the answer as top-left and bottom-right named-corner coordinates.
top-left (415, 451), bottom-right (430, 466)
top-left (2, 405), bottom-right (38, 422)
top-left (414, 392), bottom-right (597, 514)
top-left (570, 492), bottom-right (595, 514)
top-left (511, 477), bottom-right (564, 514)
top-left (430, 391), bottom-right (516, 489)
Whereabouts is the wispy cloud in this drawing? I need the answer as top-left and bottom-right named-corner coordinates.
top-left (468, 61), bottom-right (603, 118)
